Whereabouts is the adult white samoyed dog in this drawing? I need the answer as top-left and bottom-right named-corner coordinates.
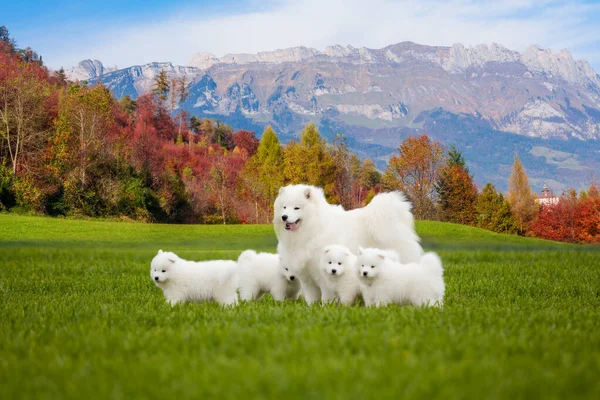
top-left (150, 250), bottom-right (239, 306)
top-left (273, 184), bottom-right (423, 305)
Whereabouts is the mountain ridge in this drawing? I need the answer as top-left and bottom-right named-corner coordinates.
top-left (65, 41), bottom-right (600, 192)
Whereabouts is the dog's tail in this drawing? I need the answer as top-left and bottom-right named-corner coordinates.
top-left (237, 250), bottom-right (257, 264)
top-left (362, 191), bottom-right (422, 263)
top-left (365, 191), bottom-right (415, 230)
top-left (420, 252), bottom-right (443, 277)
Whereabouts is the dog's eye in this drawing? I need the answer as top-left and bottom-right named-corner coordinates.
top-left (162, 270), bottom-right (166, 273)
top-left (294, 207), bottom-right (300, 210)
top-left (283, 206), bottom-right (286, 209)
top-left (328, 261), bottom-right (332, 264)
top-left (371, 266), bottom-right (375, 269)
top-left (338, 262), bottom-right (341, 265)
top-left (285, 268), bottom-right (288, 271)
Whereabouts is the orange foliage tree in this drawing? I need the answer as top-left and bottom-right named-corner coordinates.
top-left (383, 134), bottom-right (444, 220)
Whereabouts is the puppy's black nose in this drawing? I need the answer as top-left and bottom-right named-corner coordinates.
top-left (282, 215), bottom-right (288, 221)
top-left (363, 272), bottom-right (368, 277)
top-left (154, 276), bottom-right (159, 281)
top-left (331, 269), bottom-right (337, 274)
top-left (290, 276), bottom-right (295, 281)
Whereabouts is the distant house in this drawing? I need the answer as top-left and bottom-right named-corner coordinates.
top-left (536, 182), bottom-right (559, 206)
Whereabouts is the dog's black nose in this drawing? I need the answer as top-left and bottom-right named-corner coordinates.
top-left (282, 215), bottom-right (288, 221)
top-left (154, 276), bottom-right (159, 281)
top-left (331, 269), bottom-right (337, 274)
top-left (363, 272), bottom-right (368, 277)
top-left (290, 276), bottom-right (295, 281)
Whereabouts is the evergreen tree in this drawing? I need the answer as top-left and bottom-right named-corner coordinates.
top-left (476, 183), bottom-right (518, 234)
top-left (435, 145), bottom-right (477, 225)
top-left (152, 70), bottom-right (170, 101)
top-left (119, 95), bottom-right (137, 114)
top-left (507, 154), bottom-right (537, 234)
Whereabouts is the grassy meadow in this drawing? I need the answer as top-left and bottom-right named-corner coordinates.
top-left (1, 214), bottom-right (599, 399)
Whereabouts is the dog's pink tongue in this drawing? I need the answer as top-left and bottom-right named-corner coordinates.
top-left (288, 222), bottom-right (298, 231)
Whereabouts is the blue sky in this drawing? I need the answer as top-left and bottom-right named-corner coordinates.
top-left (4, 0), bottom-right (600, 72)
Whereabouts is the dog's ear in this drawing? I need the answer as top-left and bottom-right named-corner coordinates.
top-left (304, 187), bottom-right (311, 200)
top-left (358, 246), bottom-right (364, 255)
top-left (158, 249), bottom-right (163, 254)
top-left (168, 258), bottom-right (176, 264)
top-left (279, 186), bottom-right (286, 195)
top-left (377, 251), bottom-right (385, 260)
top-left (324, 247), bottom-right (330, 254)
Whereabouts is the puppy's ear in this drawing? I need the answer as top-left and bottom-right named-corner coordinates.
top-left (304, 187), bottom-right (311, 200)
top-left (168, 258), bottom-right (176, 264)
top-left (279, 186), bottom-right (286, 195)
top-left (377, 252), bottom-right (385, 260)
top-left (324, 248), bottom-right (330, 254)
top-left (158, 249), bottom-right (163, 254)
top-left (358, 246), bottom-right (364, 255)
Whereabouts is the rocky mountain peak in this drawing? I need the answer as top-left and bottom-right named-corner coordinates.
top-left (65, 59), bottom-right (117, 81)
top-left (521, 45), bottom-right (598, 85)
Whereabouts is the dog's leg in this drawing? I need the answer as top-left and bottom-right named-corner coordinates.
top-left (320, 285), bottom-right (336, 304)
top-left (300, 278), bottom-right (321, 305)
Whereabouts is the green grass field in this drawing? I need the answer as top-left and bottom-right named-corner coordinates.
top-left (1, 214), bottom-right (599, 399)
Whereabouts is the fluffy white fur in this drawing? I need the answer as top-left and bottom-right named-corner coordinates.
top-left (150, 250), bottom-right (239, 306)
top-left (357, 247), bottom-right (445, 307)
top-left (237, 250), bottom-right (301, 301)
top-left (320, 245), bottom-right (361, 305)
top-left (273, 184), bottom-right (423, 305)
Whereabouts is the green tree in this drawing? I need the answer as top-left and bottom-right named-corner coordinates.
top-left (152, 70), bottom-right (170, 101)
top-left (435, 145), bottom-right (478, 225)
top-left (119, 95), bottom-right (137, 115)
top-left (507, 154), bottom-right (538, 234)
top-left (476, 183), bottom-right (518, 234)
top-left (283, 123), bottom-right (336, 198)
top-left (243, 126), bottom-right (284, 222)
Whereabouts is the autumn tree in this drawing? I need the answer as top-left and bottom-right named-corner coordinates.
top-left (0, 53), bottom-right (51, 175)
top-left (232, 130), bottom-right (259, 156)
top-left (531, 185), bottom-right (600, 243)
top-left (383, 134), bottom-right (444, 220)
top-left (330, 133), bottom-right (354, 209)
top-left (476, 183), bottom-right (518, 234)
top-left (507, 154), bottom-right (538, 234)
top-left (435, 145), bottom-right (478, 225)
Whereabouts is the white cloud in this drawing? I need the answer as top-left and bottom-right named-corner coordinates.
top-left (44, 0), bottom-right (600, 72)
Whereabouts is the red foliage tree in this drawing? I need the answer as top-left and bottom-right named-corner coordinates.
top-left (232, 130), bottom-right (259, 157)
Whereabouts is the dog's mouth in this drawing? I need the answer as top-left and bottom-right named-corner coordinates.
top-left (284, 219), bottom-right (301, 231)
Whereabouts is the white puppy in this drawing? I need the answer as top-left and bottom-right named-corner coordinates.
top-left (320, 245), bottom-right (361, 305)
top-left (150, 250), bottom-right (239, 306)
top-left (357, 247), bottom-right (445, 307)
top-left (237, 250), bottom-right (301, 301)
top-left (274, 184), bottom-right (423, 305)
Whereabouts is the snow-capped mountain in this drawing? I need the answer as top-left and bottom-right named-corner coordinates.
top-left (70, 41), bottom-right (600, 191)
